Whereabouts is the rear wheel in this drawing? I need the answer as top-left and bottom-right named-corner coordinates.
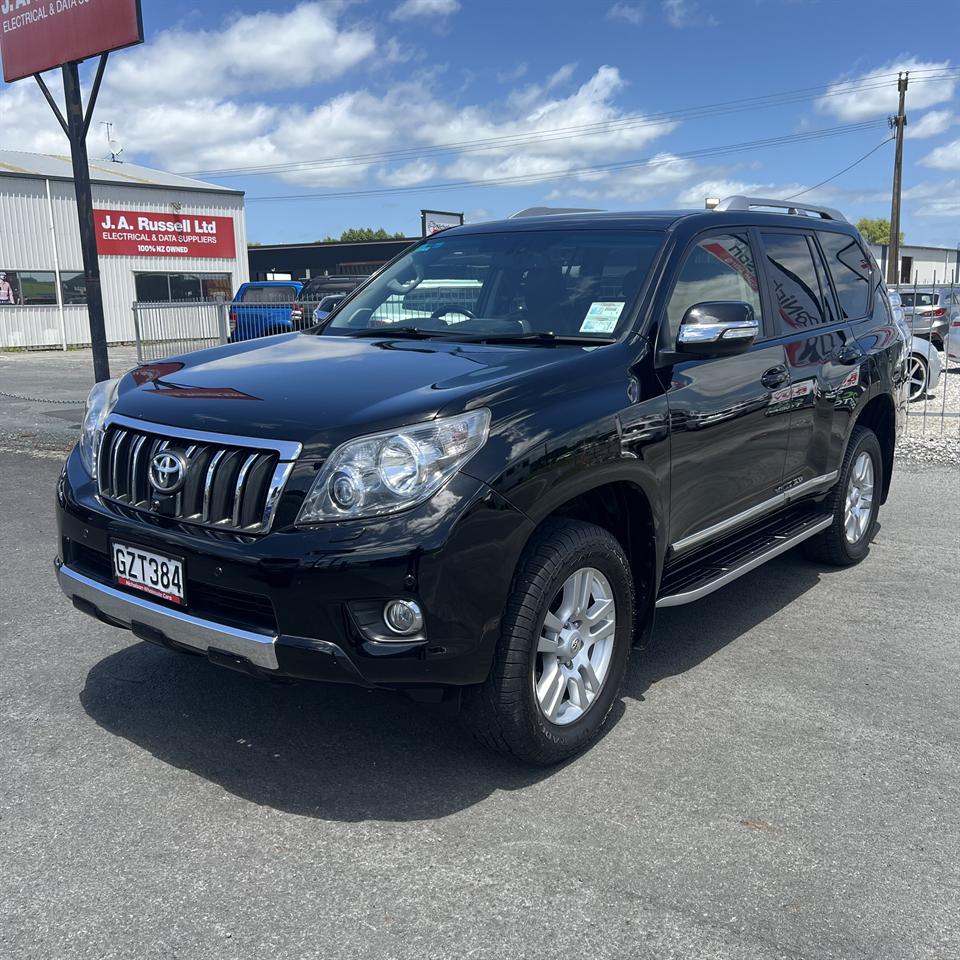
top-left (462, 520), bottom-right (635, 765)
top-left (804, 425), bottom-right (882, 566)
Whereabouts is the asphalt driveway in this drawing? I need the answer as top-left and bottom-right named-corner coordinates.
top-left (1, 449), bottom-right (958, 960)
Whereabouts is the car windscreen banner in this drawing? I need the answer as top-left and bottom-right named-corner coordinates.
top-left (95, 209), bottom-right (237, 259)
top-left (0, 0), bottom-right (143, 83)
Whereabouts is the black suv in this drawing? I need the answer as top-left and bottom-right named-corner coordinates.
top-left (56, 197), bottom-right (907, 764)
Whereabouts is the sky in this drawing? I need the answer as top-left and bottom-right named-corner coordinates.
top-left (1, 0), bottom-right (959, 247)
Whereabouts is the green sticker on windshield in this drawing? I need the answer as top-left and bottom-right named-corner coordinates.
top-left (580, 301), bottom-right (625, 333)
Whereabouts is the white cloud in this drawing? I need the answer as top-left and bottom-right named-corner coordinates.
top-left (920, 137), bottom-right (960, 169)
top-left (905, 109), bottom-right (956, 140)
top-left (376, 159), bottom-right (439, 187)
top-left (607, 2), bottom-right (645, 25)
top-left (390, 0), bottom-right (460, 20)
top-left (663, 0), bottom-right (717, 28)
top-left (816, 59), bottom-right (958, 122)
top-left (911, 180), bottom-right (960, 217)
top-left (496, 62), bottom-right (528, 83)
top-left (106, 3), bottom-right (374, 100)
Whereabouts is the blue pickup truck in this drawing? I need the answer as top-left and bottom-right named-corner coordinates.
top-left (228, 280), bottom-right (303, 342)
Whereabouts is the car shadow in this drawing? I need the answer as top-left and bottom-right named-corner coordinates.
top-left (79, 546), bottom-right (847, 822)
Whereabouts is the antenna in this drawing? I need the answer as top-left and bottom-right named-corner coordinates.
top-left (100, 121), bottom-right (124, 163)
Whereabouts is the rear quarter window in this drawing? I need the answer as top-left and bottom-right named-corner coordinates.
top-left (817, 232), bottom-right (871, 319)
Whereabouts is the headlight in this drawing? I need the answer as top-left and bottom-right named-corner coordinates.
top-left (78, 378), bottom-right (120, 478)
top-left (297, 409), bottom-right (491, 524)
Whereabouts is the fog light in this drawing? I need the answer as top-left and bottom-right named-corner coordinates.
top-left (383, 599), bottom-right (424, 636)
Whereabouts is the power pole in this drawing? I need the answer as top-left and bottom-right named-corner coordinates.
top-left (886, 72), bottom-right (908, 286)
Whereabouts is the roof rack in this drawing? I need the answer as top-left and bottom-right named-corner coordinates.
top-left (509, 206), bottom-right (604, 219)
top-left (713, 195), bottom-right (848, 223)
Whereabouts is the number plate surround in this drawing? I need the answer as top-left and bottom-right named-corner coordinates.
top-left (111, 540), bottom-right (187, 606)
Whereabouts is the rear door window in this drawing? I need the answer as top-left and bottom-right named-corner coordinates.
top-left (817, 232), bottom-right (872, 319)
top-left (241, 285), bottom-right (298, 303)
top-left (760, 232), bottom-right (833, 332)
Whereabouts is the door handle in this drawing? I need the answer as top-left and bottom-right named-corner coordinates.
top-left (761, 365), bottom-right (790, 389)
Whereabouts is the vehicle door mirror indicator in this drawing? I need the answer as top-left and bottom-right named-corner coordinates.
top-left (677, 301), bottom-right (759, 356)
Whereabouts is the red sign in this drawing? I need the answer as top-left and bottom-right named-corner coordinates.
top-left (1, 0), bottom-right (143, 83)
top-left (95, 209), bottom-right (237, 260)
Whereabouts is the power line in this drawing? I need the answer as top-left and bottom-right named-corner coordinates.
top-left (246, 120), bottom-right (888, 203)
top-left (186, 69), bottom-right (960, 180)
top-left (783, 136), bottom-right (895, 200)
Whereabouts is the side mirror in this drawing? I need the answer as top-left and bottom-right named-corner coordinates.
top-left (676, 301), bottom-right (759, 356)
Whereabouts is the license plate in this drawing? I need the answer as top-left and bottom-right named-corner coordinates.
top-left (112, 542), bottom-right (186, 605)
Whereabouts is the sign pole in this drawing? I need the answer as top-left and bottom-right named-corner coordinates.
top-left (2, 0), bottom-right (143, 378)
top-left (61, 59), bottom-right (110, 381)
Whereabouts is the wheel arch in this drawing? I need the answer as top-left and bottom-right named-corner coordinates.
top-left (850, 392), bottom-right (896, 504)
top-left (519, 479), bottom-right (660, 642)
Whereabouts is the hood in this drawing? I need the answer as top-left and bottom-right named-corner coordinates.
top-left (113, 332), bottom-right (588, 452)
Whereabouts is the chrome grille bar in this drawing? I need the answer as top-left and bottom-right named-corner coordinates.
top-left (96, 415), bottom-right (301, 535)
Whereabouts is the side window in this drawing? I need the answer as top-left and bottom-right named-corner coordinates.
top-left (666, 233), bottom-right (762, 343)
top-left (760, 232), bottom-right (831, 331)
top-left (818, 231), bottom-right (871, 319)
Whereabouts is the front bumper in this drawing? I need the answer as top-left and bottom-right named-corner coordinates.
top-left (56, 447), bottom-right (533, 687)
top-left (56, 561), bottom-right (363, 681)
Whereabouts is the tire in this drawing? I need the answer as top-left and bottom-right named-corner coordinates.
top-left (906, 352), bottom-right (929, 402)
top-left (461, 519), bottom-right (635, 765)
top-left (804, 425), bottom-right (882, 567)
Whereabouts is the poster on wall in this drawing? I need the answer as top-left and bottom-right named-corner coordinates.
top-left (0, 0), bottom-right (143, 83)
top-left (95, 209), bottom-right (237, 259)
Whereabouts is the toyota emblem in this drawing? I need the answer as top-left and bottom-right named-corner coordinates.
top-left (149, 451), bottom-right (187, 494)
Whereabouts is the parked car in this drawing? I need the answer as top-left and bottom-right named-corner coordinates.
top-left (889, 292), bottom-right (944, 401)
top-left (291, 275), bottom-right (367, 330)
top-left (312, 294), bottom-right (346, 324)
top-left (57, 196), bottom-right (907, 765)
top-left (946, 317), bottom-right (960, 366)
top-left (895, 287), bottom-right (959, 349)
top-left (229, 280), bottom-right (303, 342)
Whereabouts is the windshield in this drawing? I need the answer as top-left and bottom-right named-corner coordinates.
top-left (321, 229), bottom-right (664, 341)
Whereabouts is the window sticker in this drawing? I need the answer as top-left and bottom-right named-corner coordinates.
top-left (580, 301), bottom-right (625, 333)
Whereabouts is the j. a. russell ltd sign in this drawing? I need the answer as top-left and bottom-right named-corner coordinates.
top-left (95, 210), bottom-right (237, 259)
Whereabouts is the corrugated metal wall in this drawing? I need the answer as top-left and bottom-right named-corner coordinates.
top-left (0, 175), bottom-right (248, 348)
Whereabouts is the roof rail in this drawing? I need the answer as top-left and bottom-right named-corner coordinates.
top-left (714, 195), bottom-right (848, 223)
top-left (509, 206), bottom-right (604, 218)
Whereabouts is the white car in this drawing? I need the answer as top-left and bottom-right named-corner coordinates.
top-left (946, 317), bottom-right (960, 367)
top-left (889, 291), bottom-right (943, 401)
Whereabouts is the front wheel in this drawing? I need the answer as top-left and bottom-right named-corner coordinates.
top-left (906, 352), bottom-right (930, 401)
top-left (804, 425), bottom-right (882, 566)
top-left (462, 519), bottom-right (635, 765)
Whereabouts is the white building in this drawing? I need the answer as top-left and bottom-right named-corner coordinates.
top-left (0, 150), bottom-right (248, 349)
top-left (870, 242), bottom-right (960, 286)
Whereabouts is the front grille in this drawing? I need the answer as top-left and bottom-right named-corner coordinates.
top-left (97, 420), bottom-right (297, 534)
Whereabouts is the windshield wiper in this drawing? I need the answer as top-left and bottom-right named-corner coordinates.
top-left (457, 332), bottom-right (614, 346)
top-left (344, 326), bottom-right (465, 340)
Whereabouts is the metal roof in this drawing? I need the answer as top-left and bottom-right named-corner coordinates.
top-left (0, 149), bottom-right (243, 196)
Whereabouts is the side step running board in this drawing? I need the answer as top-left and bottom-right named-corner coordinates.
top-left (656, 515), bottom-right (832, 608)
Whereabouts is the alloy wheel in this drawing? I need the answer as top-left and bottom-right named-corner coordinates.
top-left (533, 567), bottom-right (616, 726)
top-left (906, 354), bottom-right (928, 401)
top-left (844, 451), bottom-right (875, 544)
